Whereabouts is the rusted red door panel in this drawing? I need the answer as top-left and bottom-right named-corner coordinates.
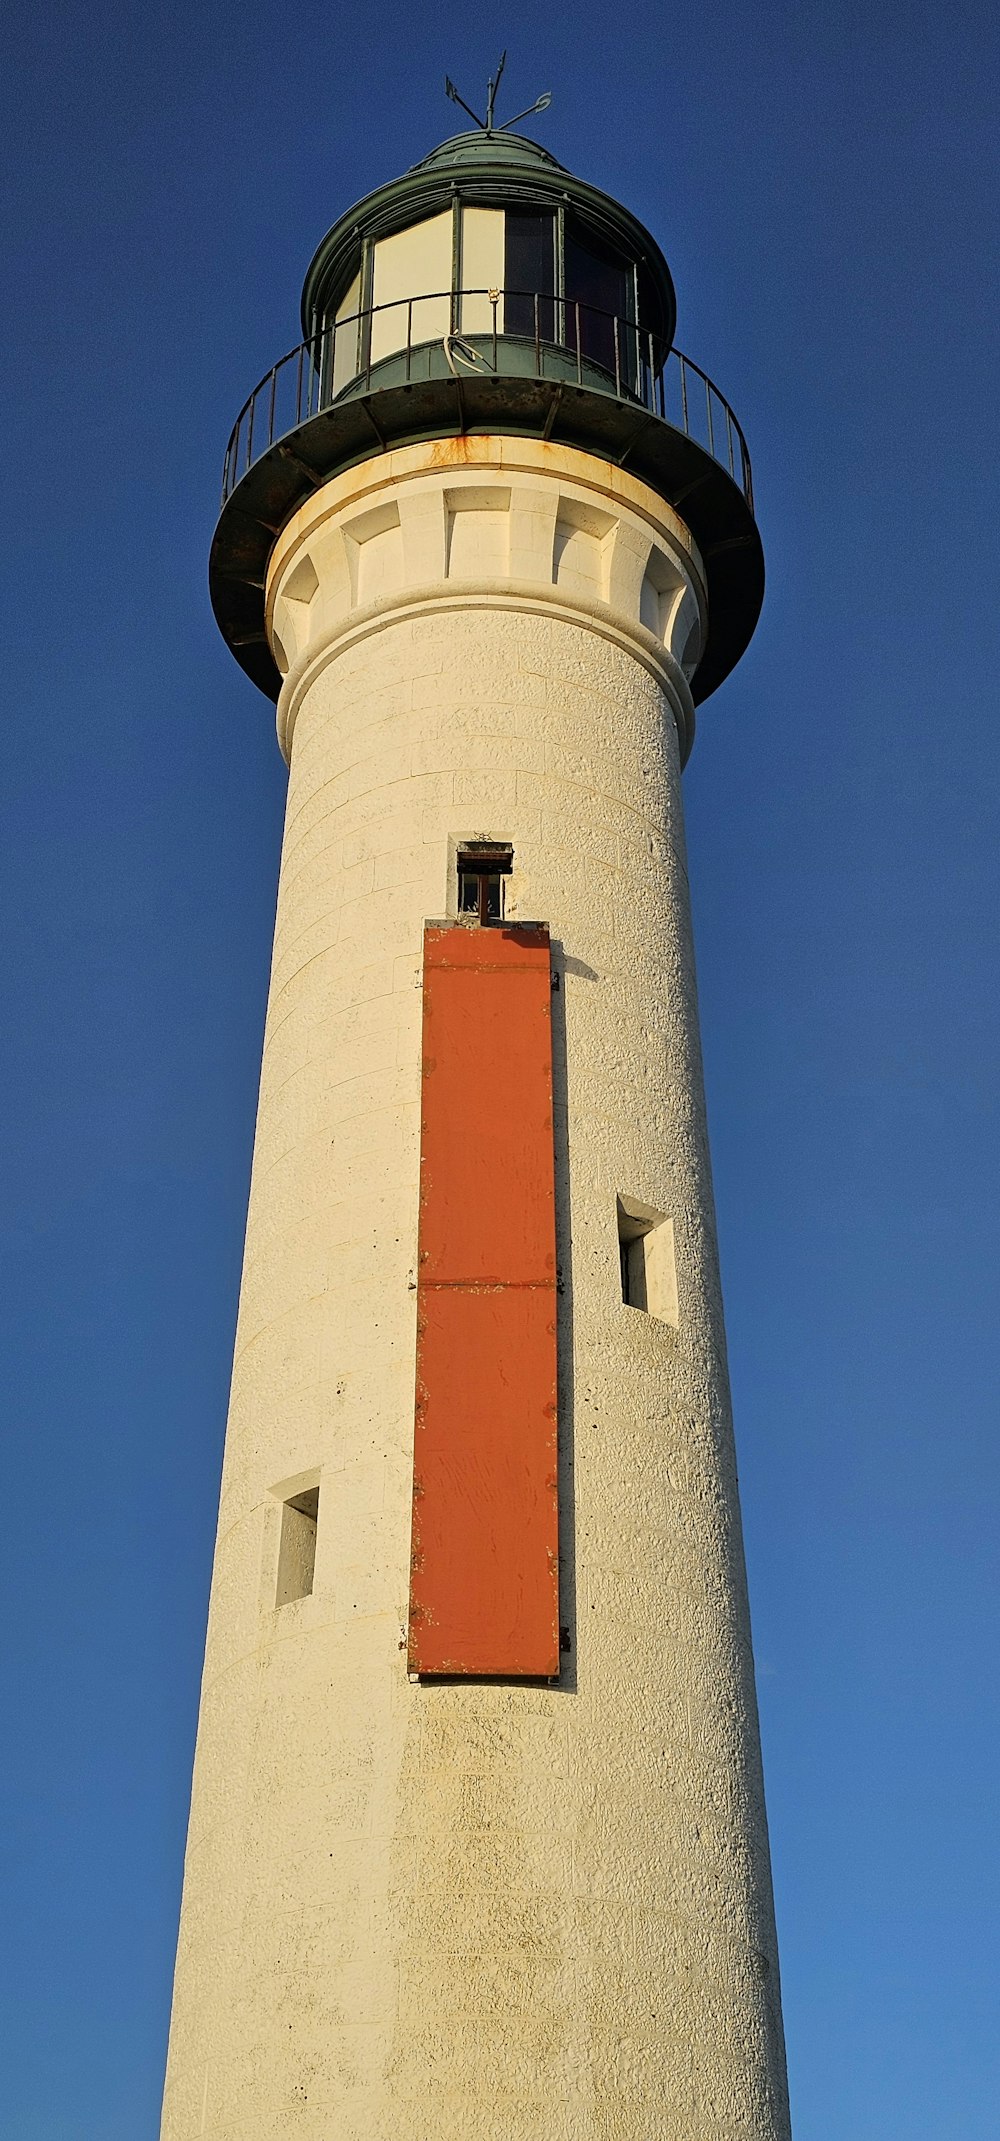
top-left (408, 922), bottom-right (559, 1677)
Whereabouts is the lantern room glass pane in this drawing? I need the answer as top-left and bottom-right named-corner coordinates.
top-left (505, 210), bottom-right (556, 340)
top-left (461, 206), bottom-right (506, 335)
top-left (564, 217), bottom-right (631, 379)
top-left (331, 271), bottom-right (362, 395)
top-left (370, 212), bottom-right (452, 365)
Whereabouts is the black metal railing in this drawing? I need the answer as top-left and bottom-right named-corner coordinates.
top-left (221, 289), bottom-right (754, 514)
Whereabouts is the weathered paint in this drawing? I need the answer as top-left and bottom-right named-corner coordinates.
top-left (408, 921), bottom-right (559, 1676)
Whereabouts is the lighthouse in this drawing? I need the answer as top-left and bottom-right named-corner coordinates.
top-left (161, 83), bottom-right (791, 2141)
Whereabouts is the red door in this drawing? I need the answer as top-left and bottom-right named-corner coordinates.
top-left (408, 922), bottom-right (559, 1677)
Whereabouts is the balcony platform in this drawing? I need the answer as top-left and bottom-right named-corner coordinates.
top-left (210, 332), bottom-right (763, 709)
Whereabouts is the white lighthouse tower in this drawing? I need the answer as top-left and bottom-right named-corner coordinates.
top-left (161, 83), bottom-right (791, 2141)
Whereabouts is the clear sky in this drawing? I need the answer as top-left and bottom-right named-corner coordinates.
top-left (2, 2), bottom-right (998, 2134)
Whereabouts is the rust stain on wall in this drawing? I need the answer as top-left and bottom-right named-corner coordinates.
top-left (408, 922), bottom-right (559, 1677)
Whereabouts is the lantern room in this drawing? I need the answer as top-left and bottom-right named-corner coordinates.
top-left (299, 130), bottom-right (677, 401)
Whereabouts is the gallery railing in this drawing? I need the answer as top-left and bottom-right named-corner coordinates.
top-left (221, 289), bottom-right (754, 515)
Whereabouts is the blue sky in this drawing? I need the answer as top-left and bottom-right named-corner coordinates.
top-left (2, 2), bottom-right (998, 2134)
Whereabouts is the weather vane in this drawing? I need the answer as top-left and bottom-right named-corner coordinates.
top-left (445, 52), bottom-right (552, 134)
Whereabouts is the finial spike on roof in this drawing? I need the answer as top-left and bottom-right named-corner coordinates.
top-left (485, 51), bottom-right (506, 131)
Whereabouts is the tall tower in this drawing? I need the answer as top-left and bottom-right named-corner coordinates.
top-left (162, 104), bottom-right (791, 2141)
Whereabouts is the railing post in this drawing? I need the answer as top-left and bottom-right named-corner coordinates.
top-left (267, 366), bottom-right (277, 448)
top-left (706, 376), bottom-right (715, 458)
top-left (534, 290), bottom-right (540, 375)
top-left (246, 394), bottom-right (255, 472)
top-left (406, 298), bottom-right (413, 383)
top-left (613, 313), bottom-right (621, 398)
top-left (575, 303), bottom-right (582, 384)
top-left (680, 354), bottom-right (689, 434)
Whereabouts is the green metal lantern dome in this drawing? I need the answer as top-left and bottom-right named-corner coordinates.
top-left (418, 129), bottom-right (564, 166)
top-left (210, 127), bottom-right (762, 716)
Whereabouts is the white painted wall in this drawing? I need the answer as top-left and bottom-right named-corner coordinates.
top-left (160, 439), bottom-right (790, 2141)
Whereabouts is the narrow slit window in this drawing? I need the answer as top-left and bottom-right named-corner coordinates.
top-left (457, 842), bottom-right (513, 925)
top-left (617, 1198), bottom-right (678, 1326)
top-left (619, 1223), bottom-right (649, 1311)
top-left (275, 1485), bottom-right (319, 1606)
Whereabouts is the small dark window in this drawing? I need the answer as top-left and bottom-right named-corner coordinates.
top-left (617, 1197), bottom-right (678, 1325)
top-left (619, 1227), bottom-right (647, 1311)
top-left (457, 842), bottom-right (513, 925)
top-left (505, 211), bottom-right (556, 340)
top-left (276, 1485), bottom-right (319, 1606)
